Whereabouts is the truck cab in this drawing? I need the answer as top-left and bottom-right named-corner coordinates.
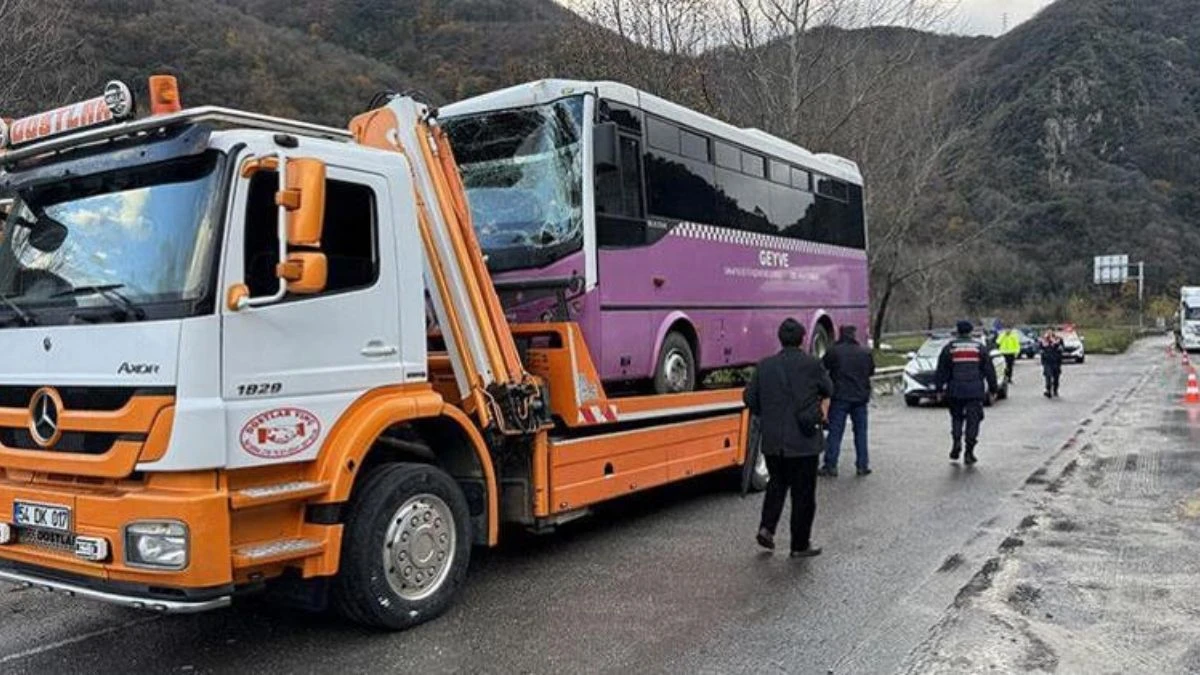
top-left (0, 80), bottom-right (443, 612)
top-left (1179, 287), bottom-right (1200, 353)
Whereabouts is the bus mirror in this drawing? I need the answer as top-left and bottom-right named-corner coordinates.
top-left (277, 251), bottom-right (327, 295)
top-left (593, 122), bottom-right (618, 173)
top-left (276, 158), bottom-right (327, 248)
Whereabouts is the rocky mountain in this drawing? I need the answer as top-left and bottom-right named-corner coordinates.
top-left (947, 0), bottom-right (1200, 315)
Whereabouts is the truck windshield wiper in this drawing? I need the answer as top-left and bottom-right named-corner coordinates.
top-left (52, 283), bottom-right (147, 321)
top-left (0, 291), bottom-right (35, 326)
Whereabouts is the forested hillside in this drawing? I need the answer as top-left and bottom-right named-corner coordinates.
top-left (944, 0), bottom-right (1200, 319)
top-left (4, 0), bottom-right (1197, 329)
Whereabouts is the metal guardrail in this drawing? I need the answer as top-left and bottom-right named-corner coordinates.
top-left (871, 365), bottom-right (904, 397)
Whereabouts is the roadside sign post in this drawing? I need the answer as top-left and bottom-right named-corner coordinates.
top-left (1094, 254), bottom-right (1145, 328)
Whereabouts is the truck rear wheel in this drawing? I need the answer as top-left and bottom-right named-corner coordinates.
top-left (332, 462), bottom-right (471, 630)
top-left (654, 331), bottom-right (696, 394)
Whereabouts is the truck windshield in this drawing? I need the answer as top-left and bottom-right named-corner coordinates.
top-left (443, 96), bottom-right (584, 272)
top-left (1185, 306), bottom-right (1200, 321)
top-left (0, 152), bottom-right (224, 326)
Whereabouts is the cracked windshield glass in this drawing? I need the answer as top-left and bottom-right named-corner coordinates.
top-left (444, 96), bottom-right (583, 272)
top-left (0, 152), bottom-right (223, 324)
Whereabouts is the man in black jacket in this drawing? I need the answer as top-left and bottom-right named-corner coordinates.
top-left (820, 325), bottom-right (876, 477)
top-left (744, 318), bottom-right (834, 558)
top-left (935, 320), bottom-right (999, 465)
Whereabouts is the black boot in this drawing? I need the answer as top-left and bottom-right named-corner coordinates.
top-left (756, 528), bottom-right (776, 551)
top-left (964, 442), bottom-right (978, 466)
top-left (950, 442), bottom-right (962, 461)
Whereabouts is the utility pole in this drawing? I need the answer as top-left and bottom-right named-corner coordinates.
top-left (1001, 13), bottom-right (1009, 33)
top-left (1137, 261), bottom-right (1145, 329)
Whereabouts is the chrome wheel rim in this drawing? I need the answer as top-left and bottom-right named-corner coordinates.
top-left (382, 494), bottom-right (456, 601)
top-left (664, 350), bottom-right (690, 392)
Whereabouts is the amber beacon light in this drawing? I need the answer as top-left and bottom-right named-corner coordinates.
top-left (149, 75), bottom-right (182, 115)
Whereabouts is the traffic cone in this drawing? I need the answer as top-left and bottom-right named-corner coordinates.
top-left (1186, 369), bottom-right (1200, 404)
top-left (1184, 352), bottom-right (1192, 368)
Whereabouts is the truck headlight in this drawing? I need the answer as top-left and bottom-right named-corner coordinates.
top-left (124, 521), bottom-right (188, 569)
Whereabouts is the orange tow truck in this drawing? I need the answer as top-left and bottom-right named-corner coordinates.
top-left (0, 77), bottom-right (762, 628)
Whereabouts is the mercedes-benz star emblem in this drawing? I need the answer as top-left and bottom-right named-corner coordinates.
top-left (28, 388), bottom-right (62, 448)
top-left (42, 336), bottom-right (51, 352)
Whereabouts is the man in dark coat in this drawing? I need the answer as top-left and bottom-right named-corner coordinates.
top-left (745, 318), bottom-right (834, 558)
top-left (820, 325), bottom-right (876, 477)
top-left (1040, 329), bottom-right (1064, 398)
top-left (935, 320), bottom-right (999, 465)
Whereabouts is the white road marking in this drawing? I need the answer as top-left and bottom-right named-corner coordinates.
top-left (0, 615), bottom-right (163, 665)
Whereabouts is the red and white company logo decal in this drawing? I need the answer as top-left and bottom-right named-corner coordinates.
top-left (239, 407), bottom-right (321, 459)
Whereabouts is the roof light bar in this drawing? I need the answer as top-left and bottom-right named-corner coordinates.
top-left (0, 80), bottom-right (135, 150)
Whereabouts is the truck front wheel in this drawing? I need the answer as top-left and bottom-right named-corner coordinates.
top-left (332, 462), bottom-right (472, 630)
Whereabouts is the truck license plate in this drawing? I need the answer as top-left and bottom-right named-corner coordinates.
top-left (13, 502), bottom-right (72, 533)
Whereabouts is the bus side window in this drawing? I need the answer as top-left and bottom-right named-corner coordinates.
top-left (597, 135), bottom-right (650, 248)
top-left (618, 137), bottom-right (644, 218)
top-left (596, 136), bottom-right (644, 220)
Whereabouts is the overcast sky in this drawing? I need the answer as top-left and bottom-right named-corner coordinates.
top-left (951, 0), bottom-right (1057, 36)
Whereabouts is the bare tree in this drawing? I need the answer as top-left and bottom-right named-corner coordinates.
top-left (710, 0), bottom-right (957, 145)
top-left (905, 248), bottom-right (957, 330)
top-left (0, 0), bottom-right (80, 116)
top-left (528, 0), bottom-right (717, 111)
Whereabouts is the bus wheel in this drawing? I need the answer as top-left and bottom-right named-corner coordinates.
top-left (332, 462), bottom-right (472, 630)
top-left (654, 331), bottom-right (696, 394)
top-left (811, 324), bottom-right (832, 359)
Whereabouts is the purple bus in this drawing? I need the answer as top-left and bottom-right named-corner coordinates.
top-left (442, 80), bottom-right (868, 393)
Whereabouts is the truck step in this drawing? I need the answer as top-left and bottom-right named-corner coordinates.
top-left (230, 481), bottom-right (330, 510)
top-left (232, 538), bottom-right (325, 567)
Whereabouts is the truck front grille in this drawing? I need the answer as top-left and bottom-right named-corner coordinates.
top-left (0, 386), bottom-right (174, 458)
top-left (0, 386), bottom-right (169, 411)
top-left (0, 429), bottom-right (124, 455)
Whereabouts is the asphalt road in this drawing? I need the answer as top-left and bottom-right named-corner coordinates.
top-left (0, 342), bottom-right (1166, 674)
top-left (903, 339), bottom-right (1200, 673)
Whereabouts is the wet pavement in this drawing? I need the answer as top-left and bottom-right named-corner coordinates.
top-left (0, 340), bottom-right (1187, 674)
top-left (902, 340), bottom-right (1200, 674)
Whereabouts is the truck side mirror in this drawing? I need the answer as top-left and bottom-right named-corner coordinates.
top-left (230, 154), bottom-right (328, 310)
top-left (277, 251), bottom-right (327, 295)
top-left (593, 122), bottom-right (618, 173)
top-left (277, 158), bottom-right (326, 247)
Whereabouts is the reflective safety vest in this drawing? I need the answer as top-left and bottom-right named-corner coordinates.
top-left (998, 330), bottom-right (1021, 356)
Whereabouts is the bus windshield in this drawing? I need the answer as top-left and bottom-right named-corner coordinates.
top-left (1185, 305), bottom-right (1200, 321)
top-left (0, 152), bottom-right (225, 326)
top-left (444, 96), bottom-right (585, 272)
